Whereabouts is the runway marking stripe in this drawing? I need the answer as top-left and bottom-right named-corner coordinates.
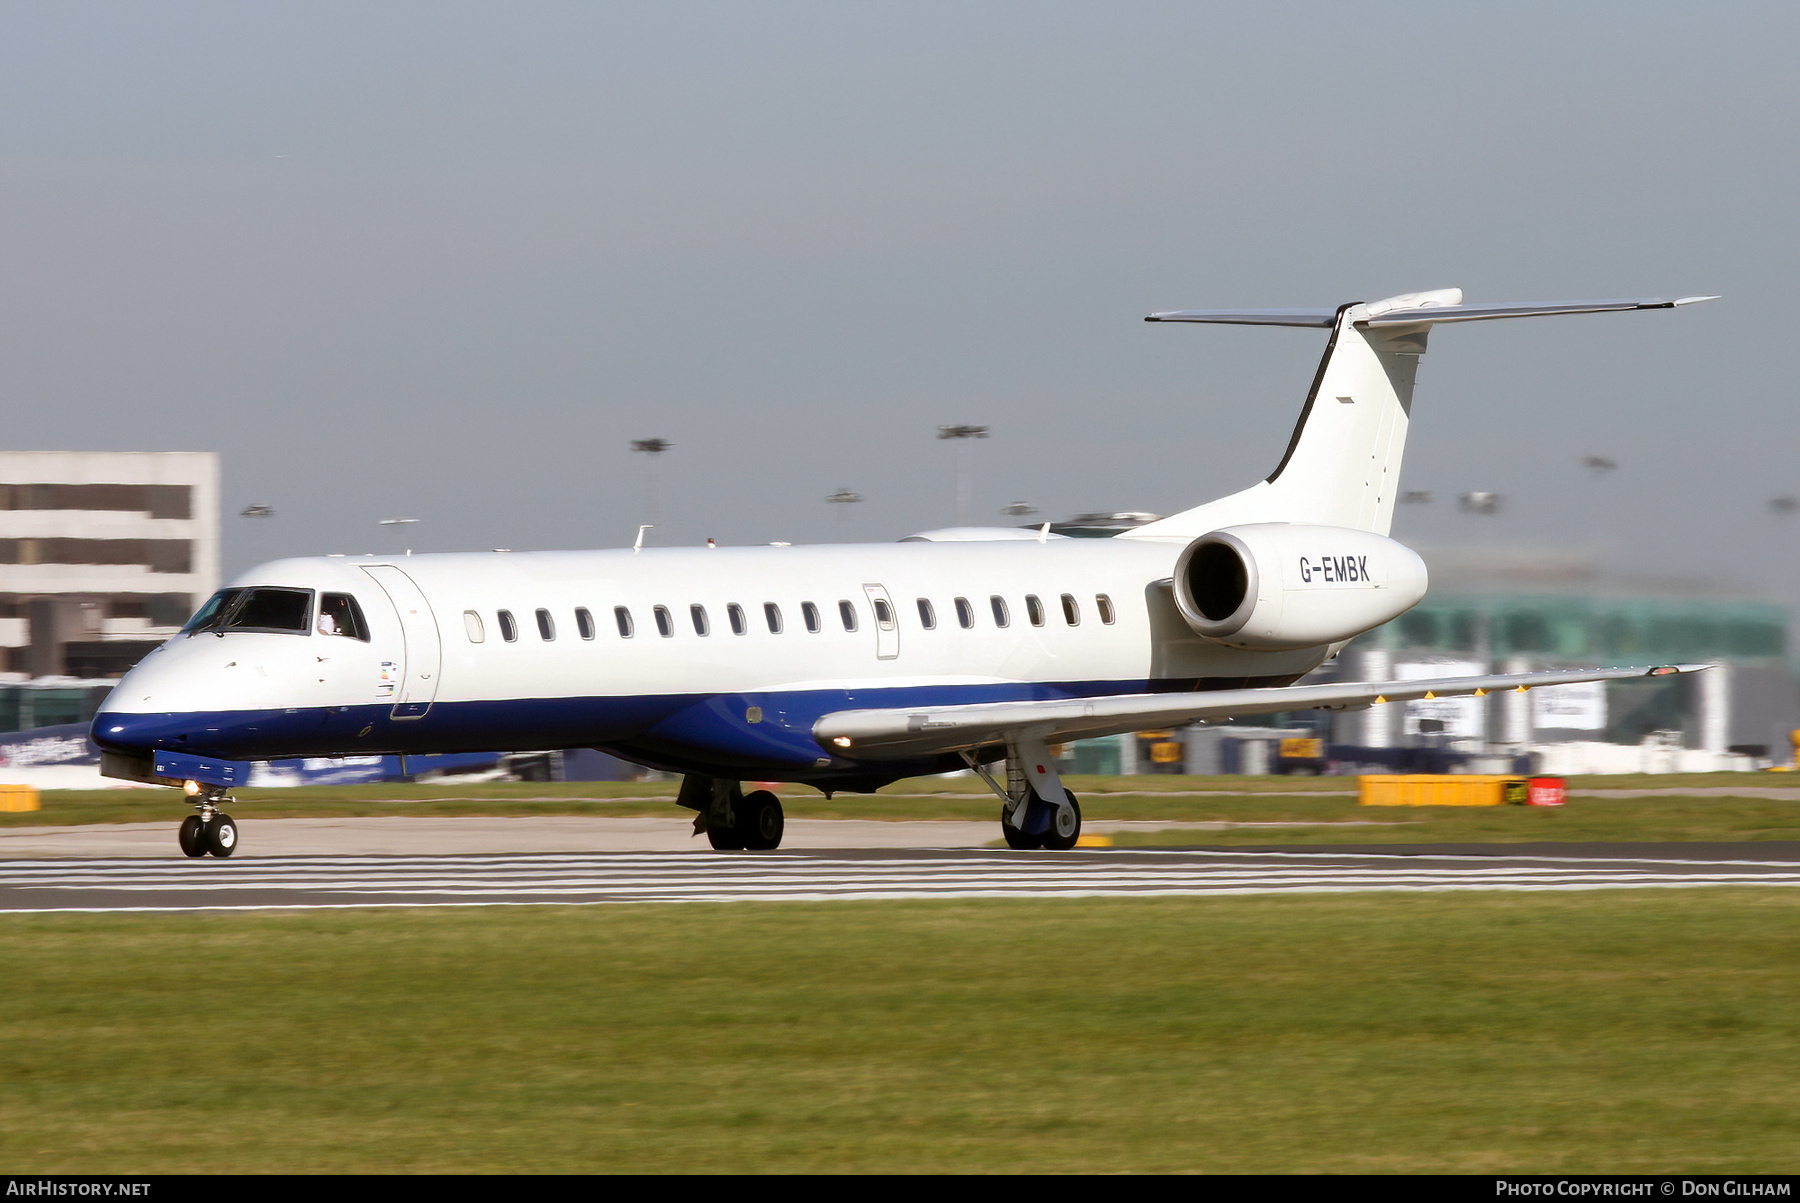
top-left (4, 879), bottom-right (1800, 915)
top-left (4, 848), bottom-right (1800, 912)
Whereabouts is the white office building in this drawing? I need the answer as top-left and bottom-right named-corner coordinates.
top-left (0, 452), bottom-right (219, 679)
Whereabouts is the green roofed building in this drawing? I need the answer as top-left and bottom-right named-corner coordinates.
top-left (1320, 549), bottom-right (1797, 770)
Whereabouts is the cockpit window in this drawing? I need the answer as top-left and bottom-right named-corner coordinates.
top-left (181, 589), bottom-right (242, 634)
top-left (317, 593), bottom-right (370, 641)
top-left (184, 587), bottom-right (314, 635)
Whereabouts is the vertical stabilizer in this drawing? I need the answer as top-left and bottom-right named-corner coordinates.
top-left (1126, 289), bottom-right (1455, 539)
top-left (1121, 289), bottom-right (1712, 542)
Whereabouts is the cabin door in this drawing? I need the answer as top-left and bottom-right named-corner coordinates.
top-left (361, 564), bottom-right (443, 719)
top-left (862, 583), bottom-right (899, 660)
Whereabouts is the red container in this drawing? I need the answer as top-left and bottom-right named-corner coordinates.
top-left (1526, 777), bottom-right (1567, 807)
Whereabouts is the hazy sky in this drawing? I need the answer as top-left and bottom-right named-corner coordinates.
top-left (2, 2), bottom-right (1795, 605)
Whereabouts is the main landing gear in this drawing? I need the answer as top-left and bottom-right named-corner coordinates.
top-left (178, 786), bottom-right (240, 859)
top-left (679, 775), bottom-right (786, 851)
top-left (963, 737), bottom-right (1083, 852)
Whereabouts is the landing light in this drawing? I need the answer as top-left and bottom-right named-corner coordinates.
top-left (183, 779), bottom-right (202, 796)
top-left (832, 736), bottom-right (852, 748)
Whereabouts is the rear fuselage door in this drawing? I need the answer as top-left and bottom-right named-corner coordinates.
top-left (862, 583), bottom-right (899, 660)
top-left (360, 564), bottom-right (442, 719)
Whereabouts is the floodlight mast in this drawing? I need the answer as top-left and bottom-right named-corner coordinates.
top-left (378, 516), bottom-right (420, 556)
top-left (631, 438), bottom-right (673, 542)
top-left (937, 424), bottom-right (989, 526)
top-left (826, 488), bottom-right (863, 529)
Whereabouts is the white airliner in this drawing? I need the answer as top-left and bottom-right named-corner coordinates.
top-left (92, 288), bottom-right (1715, 857)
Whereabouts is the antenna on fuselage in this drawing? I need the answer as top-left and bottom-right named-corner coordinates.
top-left (634, 524), bottom-right (653, 552)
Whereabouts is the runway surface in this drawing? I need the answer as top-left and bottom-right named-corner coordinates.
top-left (0, 816), bottom-right (1406, 858)
top-left (3, 844), bottom-right (1798, 913)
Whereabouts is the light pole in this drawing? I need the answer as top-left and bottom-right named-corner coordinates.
top-left (1458, 492), bottom-right (1502, 515)
top-left (937, 424), bottom-right (989, 526)
top-left (826, 488), bottom-right (862, 530)
top-left (238, 503), bottom-right (274, 572)
top-left (378, 516), bottom-right (420, 555)
top-left (631, 438), bottom-right (672, 542)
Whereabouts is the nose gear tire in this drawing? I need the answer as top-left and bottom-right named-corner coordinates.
top-left (204, 814), bottom-right (239, 858)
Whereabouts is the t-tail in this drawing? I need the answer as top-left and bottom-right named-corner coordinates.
top-left (1119, 289), bottom-right (1716, 541)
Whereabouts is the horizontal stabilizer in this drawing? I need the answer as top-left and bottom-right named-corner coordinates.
top-left (1146, 295), bottom-right (1717, 328)
top-left (814, 664), bottom-right (1705, 760)
top-left (1142, 307), bottom-right (1338, 327)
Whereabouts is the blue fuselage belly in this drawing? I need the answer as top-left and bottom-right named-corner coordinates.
top-left (90, 678), bottom-right (1182, 781)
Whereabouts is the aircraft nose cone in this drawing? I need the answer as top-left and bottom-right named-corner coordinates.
top-left (90, 712), bottom-right (180, 755)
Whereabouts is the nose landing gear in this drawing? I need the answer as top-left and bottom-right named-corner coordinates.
top-left (179, 787), bottom-right (240, 858)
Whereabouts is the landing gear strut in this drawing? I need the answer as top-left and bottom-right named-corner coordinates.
top-left (964, 737), bottom-right (1083, 851)
top-left (179, 786), bottom-right (239, 858)
top-left (680, 775), bottom-right (786, 851)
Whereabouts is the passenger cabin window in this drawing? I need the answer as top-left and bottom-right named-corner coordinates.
top-left (1061, 593), bottom-right (1080, 626)
top-left (318, 593), bottom-right (370, 641)
top-left (838, 600), bottom-right (858, 632)
top-left (614, 606), bottom-right (634, 638)
top-left (691, 604), bottom-right (710, 636)
top-left (802, 602), bottom-right (820, 633)
top-left (536, 608), bottom-right (556, 641)
top-left (955, 597), bottom-right (973, 629)
top-left (182, 587), bottom-right (314, 636)
top-left (764, 602), bottom-right (783, 634)
top-left (916, 598), bottom-right (936, 629)
top-left (873, 597), bottom-right (894, 629)
top-left (576, 608), bottom-right (595, 640)
top-left (1025, 595), bottom-right (1045, 627)
top-left (990, 596), bottom-right (1010, 628)
top-left (654, 605), bottom-right (674, 637)
top-left (1096, 593), bottom-right (1116, 625)
top-left (727, 603), bottom-right (746, 635)
top-left (497, 610), bottom-right (518, 642)
top-left (463, 610), bottom-right (485, 643)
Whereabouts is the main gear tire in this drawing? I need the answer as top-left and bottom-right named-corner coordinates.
top-left (737, 790), bottom-right (785, 851)
top-left (706, 818), bottom-right (746, 850)
top-left (1041, 791), bottom-right (1082, 851)
top-left (1001, 805), bottom-right (1044, 851)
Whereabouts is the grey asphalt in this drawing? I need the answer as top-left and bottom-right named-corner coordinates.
top-left (0, 816), bottom-right (1415, 859)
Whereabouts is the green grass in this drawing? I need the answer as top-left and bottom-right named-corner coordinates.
top-left (1, 891), bottom-right (1797, 1172)
top-left (1103, 794), bottom-right (1800, 846)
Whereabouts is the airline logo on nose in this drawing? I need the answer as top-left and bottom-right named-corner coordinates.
top-left (1298, 555), bottom-right (1370, 584)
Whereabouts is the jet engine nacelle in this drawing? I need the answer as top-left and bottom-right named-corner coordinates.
top-left (1172, 523), bottom-right (1429, 650)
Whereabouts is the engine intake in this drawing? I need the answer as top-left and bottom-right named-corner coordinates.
top-left (1172, 523), bottom-right (1428, 650)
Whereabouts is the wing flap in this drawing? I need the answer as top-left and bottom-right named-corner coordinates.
top-left (813, 665), bottom-right (1703, 760)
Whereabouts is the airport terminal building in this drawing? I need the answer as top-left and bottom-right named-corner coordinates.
top-left (1066, 546), bottom-right (1800, 776)
top-left (1222, 549), bottom-right (1797, 774)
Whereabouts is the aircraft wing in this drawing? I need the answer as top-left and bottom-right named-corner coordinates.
top-left (812, 664), bottom-right (1702, 760)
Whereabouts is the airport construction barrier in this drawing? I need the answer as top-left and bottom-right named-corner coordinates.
top-left (1358, 775), bottom-right (1566, 807)
top-left (0, 784), bottom-right (40, 812)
